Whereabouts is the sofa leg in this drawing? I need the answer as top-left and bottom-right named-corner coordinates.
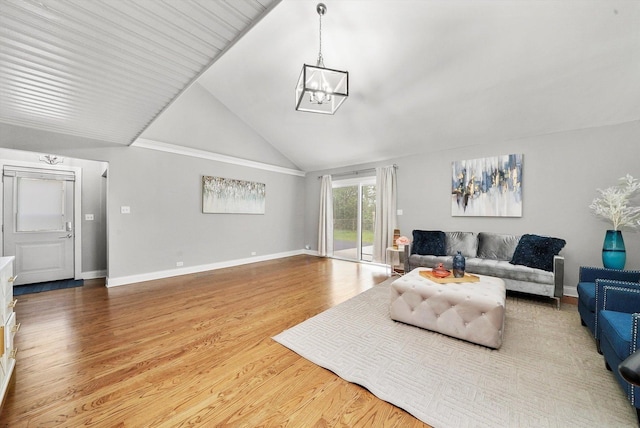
top-left (580, 318), bottom-right (586, 327)
top-left (553, 297), bottom-right (561, 310)
top-left (636, 408), bottom-right (640, 425)
top-left (605, 360), bottom-right (612, 371)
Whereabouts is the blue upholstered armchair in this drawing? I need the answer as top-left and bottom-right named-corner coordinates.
top-left (577, 267), bottom-right (640, 338)
top-left (596, 279), bottom-right (640, 419)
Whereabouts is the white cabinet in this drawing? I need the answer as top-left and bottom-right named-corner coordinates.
top-left (0, 256), bottom-right (17, 411)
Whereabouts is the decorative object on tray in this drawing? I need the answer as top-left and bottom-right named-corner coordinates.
top-left (452, 251), bottom-right (466, 277)
top-left (431, 263), bottom-right (450, 278)
top-left (419, 270), bottom-right (480, 284)
top-left (589, 174), bottom-right (640, 269)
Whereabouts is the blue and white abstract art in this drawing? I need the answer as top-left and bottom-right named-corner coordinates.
top-left (451, 154), bottom-right (523, 217)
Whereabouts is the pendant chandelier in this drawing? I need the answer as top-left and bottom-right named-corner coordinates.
top-left (295, 3), bottom-right (349, 114)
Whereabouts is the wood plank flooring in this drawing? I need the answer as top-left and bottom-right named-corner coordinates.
top-left (0, 255), bottom-right (429, 427)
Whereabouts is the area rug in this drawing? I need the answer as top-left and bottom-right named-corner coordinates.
top-left (273, 278), bottom-right (637, 427)
top-left (13, 279), bottom-right (84, 296)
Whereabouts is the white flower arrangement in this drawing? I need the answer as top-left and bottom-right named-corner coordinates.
top-left (589, 174), bottom-right (640, 231)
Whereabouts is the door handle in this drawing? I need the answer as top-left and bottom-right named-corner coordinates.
top-left (59, 234), bottom-right (73, 239)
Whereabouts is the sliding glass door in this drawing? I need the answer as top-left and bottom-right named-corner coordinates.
top-left (332, 177), bottom-right (375, 262)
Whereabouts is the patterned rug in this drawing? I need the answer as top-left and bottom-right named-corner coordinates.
top-left (273, 278), bottom-right (637, 427)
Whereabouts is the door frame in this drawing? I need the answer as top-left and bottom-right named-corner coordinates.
top-left (0, 160), bottom-right (82, 281)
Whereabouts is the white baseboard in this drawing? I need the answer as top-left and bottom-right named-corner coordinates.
top-left (105, 250), bottom-right (306, 288)
top-left (563, 285), bottom-right (578, 298)
top-left (81, 270), bottom-right (107, 279)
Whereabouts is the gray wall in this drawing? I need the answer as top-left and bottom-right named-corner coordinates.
top-left (98, 146), bottom-right (304, 280)
top-left (0, 121), bottom-right (305, 285)
top-left (305, 121), bottom-right (640, 294)
top-left (140, 83), bottom-right (300, 169)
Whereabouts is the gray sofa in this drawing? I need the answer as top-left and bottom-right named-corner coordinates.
top-left (403, 231), bottom-right (565, 308)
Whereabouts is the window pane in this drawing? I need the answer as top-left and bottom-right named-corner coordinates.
top-left (333, 186), bottom-right (358, 260)
top-left (16, 178), bottom-right (64, 232)
top-left (361, 185), bottom-right (376, 262)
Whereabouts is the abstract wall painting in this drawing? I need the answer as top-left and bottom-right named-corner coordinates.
top-left (451, 154), bottom-right (523, 217)
top-left (202, 176), bottom-right (266, 214)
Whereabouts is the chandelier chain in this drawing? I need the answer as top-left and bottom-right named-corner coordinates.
top-left (317, 10), bottom-right (324, 67)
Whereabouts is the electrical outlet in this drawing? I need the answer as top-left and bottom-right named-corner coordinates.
top-left (251, 252), bottom-right (257, 256)
top-left (85, 214), bottom-right (94, 221)
top-left (121, 206), bottom-right (131, 214)
top-left (176, 261), bottom-right (184, 267)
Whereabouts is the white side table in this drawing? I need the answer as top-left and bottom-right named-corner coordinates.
top-left (385, 246), bottom-right (405, 276)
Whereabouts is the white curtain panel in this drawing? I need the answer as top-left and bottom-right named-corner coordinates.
top-left (318, 175), bottom-right (334, 257)
top-left (374, 166), bottom-right (398, 263)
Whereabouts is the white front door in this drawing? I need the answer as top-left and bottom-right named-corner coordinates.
top-left (3, 167), bottom-right (75, 285)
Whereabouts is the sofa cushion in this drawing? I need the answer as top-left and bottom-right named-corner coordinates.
top-left (411, 230), bottom-right (446, 256)
top-left (600, 310), bottom-right (632, 361)
top-left (408, 254), bottom-right (452, 269)
top-left (577, 282), bottom-right (596, 311)
top-left (465, 258), bottom-right (554, 284)
top-left (445, 232), bottom-right (478, 257)
top-left (510, 234), bottom-right (566, 272)
top-left (477, 232), bottom-right (521, 261)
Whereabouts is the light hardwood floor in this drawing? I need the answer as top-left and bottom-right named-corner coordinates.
top-left (0, 255), bottom-right (429, 427)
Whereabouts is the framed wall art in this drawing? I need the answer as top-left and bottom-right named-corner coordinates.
top-left (202, 176), bottom-right (266, 214)
top-left (451, 154), bottom-right (523, 217)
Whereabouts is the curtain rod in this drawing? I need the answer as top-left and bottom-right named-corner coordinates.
top-left (317, 164), bottom-right (398, 179)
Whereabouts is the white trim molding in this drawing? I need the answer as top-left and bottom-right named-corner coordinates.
top-left (82, 270), bottom-right (107, 280)
top-left (106, 249), bottom-right (307, 287)
top-left (132, 138), bottom-right (306, 177)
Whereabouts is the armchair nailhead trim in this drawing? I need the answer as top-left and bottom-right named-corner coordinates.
top-left (596, 281), bottom-right (640, 340)
top-left (632, 313), bottom-right (640, 403)
top-left (579, 266), bottom-right (640, 281)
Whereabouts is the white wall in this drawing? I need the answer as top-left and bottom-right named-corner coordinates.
top-left (305, 121), bottom-right (640, 295)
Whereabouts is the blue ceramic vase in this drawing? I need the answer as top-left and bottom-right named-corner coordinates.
top-left (452, 251), bottom-right (466, 278)
top-left (602, 230), bottom-right (626, 270)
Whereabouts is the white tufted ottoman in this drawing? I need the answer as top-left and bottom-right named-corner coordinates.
top-left (390, 268), bottom-right (506, 349)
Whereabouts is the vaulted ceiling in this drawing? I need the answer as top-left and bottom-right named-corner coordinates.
top-left (0, 0), bottom-right (278, 143)
top-left (1, 1), bottom-right (639, 172)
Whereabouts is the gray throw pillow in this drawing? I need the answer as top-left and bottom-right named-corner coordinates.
top-left (445, 232), bottom-right (478, 257)
top-left (477, 232), bottom-right (521, 261)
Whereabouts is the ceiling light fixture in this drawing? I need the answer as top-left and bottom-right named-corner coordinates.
top-left (295, 3), bottom-right (348, 114)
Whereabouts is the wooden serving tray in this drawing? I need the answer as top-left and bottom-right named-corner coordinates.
top-left (419, 270), bottom-right (480, 284)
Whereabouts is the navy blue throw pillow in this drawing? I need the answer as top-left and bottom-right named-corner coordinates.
top-left (411, 230), bottom-right (446, 256)
top-left (510, 234), bottom-right (566, 272)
